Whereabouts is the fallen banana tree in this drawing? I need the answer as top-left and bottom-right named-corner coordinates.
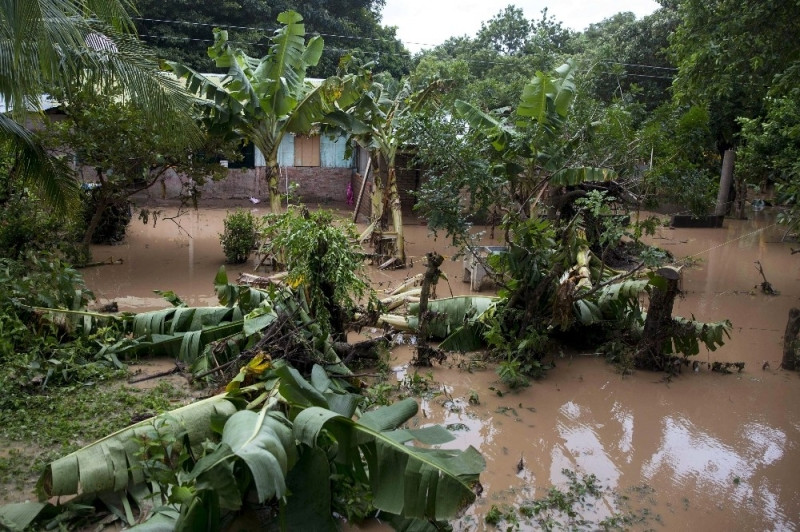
top-left (376, 267), bottom-right (731, 376)
top-left (0, 262), bottom-right (484, 530)
top-left (1, 361), bottom-right (484, 531)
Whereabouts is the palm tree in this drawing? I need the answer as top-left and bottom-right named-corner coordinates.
top-left (0, 0), bottom-right (193, 211)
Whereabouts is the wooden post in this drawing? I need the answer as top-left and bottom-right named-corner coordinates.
top-left (782, 308), bottom-right (800, 370)
top-left (352, 156), bottom-right (371, 224)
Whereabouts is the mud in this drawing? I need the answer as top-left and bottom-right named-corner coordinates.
top-left (84, 204), bottom-right (800, 530)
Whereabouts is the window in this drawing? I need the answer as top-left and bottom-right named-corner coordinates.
top-left (294, 135), bottom-right (320, 167)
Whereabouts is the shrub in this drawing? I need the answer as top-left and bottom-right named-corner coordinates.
top-left (219, 210), bottom-right (257, 264)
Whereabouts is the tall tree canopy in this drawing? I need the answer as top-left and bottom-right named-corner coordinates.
top-left (413, 6), bottom-right (576, 111)
top-left (669, 0), bottom-right (800, 149)
top-left (134, 0), bottom-right (410, 77)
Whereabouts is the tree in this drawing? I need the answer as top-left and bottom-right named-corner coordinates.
top-left (454, 61), bottom-right (616, 222)
top-left (326, 74), bottom-right (444, 264)
top-left (574, 7), bottom-right (678, 112)
top-left (414, 7), bottom-right (576, 112)
top-left (668, 0), bottom-right (800, 215)
top-left (738, 83), bottom-right (800, 233)
top-left (168, 11), bottom-right (365, 214)
top-left (134, 0), bottom-right (411, 77)
top-left (42, 89), bottom-right (235, 245)
top-left (0, 0), bottom-right (195, 211)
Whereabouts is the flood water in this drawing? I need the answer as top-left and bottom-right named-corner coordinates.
top-left (84, 204), bottom-right (800, 531)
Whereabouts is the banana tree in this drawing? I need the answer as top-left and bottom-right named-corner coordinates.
top-left (325, 76), bottom-right (444, 264)
top-left (455, 60), bottom-right (615, 219)
top-left (167, 11), bottom-right (365, 213)
top-left (6, 361), bottom-right (484, 531)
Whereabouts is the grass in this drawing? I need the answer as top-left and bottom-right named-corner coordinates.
top-left (0, 379), bottom-right (189, 503)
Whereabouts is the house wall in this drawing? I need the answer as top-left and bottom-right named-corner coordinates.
top-left (132, 166), bottom-right (354, 204)
top-left (132, 132), bottom-right (356, 204)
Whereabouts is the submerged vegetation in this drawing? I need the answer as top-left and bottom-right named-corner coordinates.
top-left (1, 0), bottom-right (796, 528)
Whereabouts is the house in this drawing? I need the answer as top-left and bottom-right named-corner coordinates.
top-left (134, 131), bottom-right (358, 206)
top-left (133, 74), bottom-right (366, 206)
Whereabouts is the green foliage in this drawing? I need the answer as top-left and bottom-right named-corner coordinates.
top-left (414, 7), bottom-right (576, 111)
top-left (669, 0), bottom-right (800, 146)
top-left (410, 111), bottom-right (498, 244)
top-left (81, 186), bottom-right (132, 245)
top-left (134, 0), bottom-right (409, 78)
top-left (0, 0), bottom-right (196, 213)
top-left (259, 208), bottom-right (373, 337)
top-left (0, 139), bottom-right (87, 262)
top-left (575, 8), bottom-right (678, 111)
top-left (16, 360), bottom-right (484, 530)
top-left (0, 383), bottom-right (178, 504)
top-left (738, 88), bottom-right (800, 233)
top-left (0, 253), bottom-right (118, 391)
top-left (497, 359), bottom-right (529, 389)
top-left (219, 210), bottom-right (257, 264)
top-left (481, 469), bottom-right (655, 531)
top-left (167, 12), bottom-right (366, 213)
top-left (641, 104), bottom-right (718, 215)
top-left (42, 88), bottom-right (234, 244)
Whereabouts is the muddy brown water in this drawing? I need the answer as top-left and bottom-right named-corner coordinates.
top-left (83, 204), bottom-right (800, 530)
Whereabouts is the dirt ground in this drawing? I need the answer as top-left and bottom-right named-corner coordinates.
top-left (77, 201), bottom-right (800, 530)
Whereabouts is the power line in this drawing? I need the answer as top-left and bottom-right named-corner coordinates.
top-left (141, 32), bottom-right (678, 77)
top-left (603, 61), bottom-right (677, 71)
top-left (133, 16), bottom-right (679, 74)
top-left (133, 16), bottom-right (400, 47)
top-left (138, 33), bottom-right (367, 57)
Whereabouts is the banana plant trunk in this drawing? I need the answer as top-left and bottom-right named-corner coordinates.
top-left (387, 164), bottom-right (405, 264)
top-left (267, 159), bottom-right (283, 214)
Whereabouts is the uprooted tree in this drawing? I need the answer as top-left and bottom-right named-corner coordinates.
top-left (0, 212), bottom-right (484, 530)
top-left (408, 61), bottom-right (732, 385)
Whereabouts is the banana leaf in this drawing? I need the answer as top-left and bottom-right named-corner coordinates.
top-left (37, 394), bottom-right (237, 499)
top-left (294, 399), bottom-right (484, 521)
top-left (0, 502), bottom-right (48, 532)
top-left (187, 409), bottom-right (296, 507)
top-left (379, 296), bottom-right (499, 352)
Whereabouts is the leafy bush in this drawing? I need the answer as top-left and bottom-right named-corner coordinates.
top-left (259, 207), bottom-right (374, 339)
top-left (219, 209), bottom-right (257, 264)
top-left (82, 186), bottom-right (132, 244)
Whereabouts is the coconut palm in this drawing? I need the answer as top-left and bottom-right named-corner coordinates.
top-left (0, 0), bottom-right (193, 211)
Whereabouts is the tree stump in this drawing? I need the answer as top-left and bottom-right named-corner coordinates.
top-left (637, 267), bottom-right (681, 370)
top-left (782, 308), bottom-right (800, 370)
top-left (413, 252), bottom-right (445, 366)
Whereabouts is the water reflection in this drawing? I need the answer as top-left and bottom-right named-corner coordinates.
top-left (642, 416), bottom-right (792, 529)
top-left (554, 401), bottom-right (621, 489)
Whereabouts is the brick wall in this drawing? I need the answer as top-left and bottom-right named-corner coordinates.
top-left (131, 167), bottom-right (354, 205)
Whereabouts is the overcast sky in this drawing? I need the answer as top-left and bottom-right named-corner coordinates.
top-left (381, 0), bottom-right (661, 53)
